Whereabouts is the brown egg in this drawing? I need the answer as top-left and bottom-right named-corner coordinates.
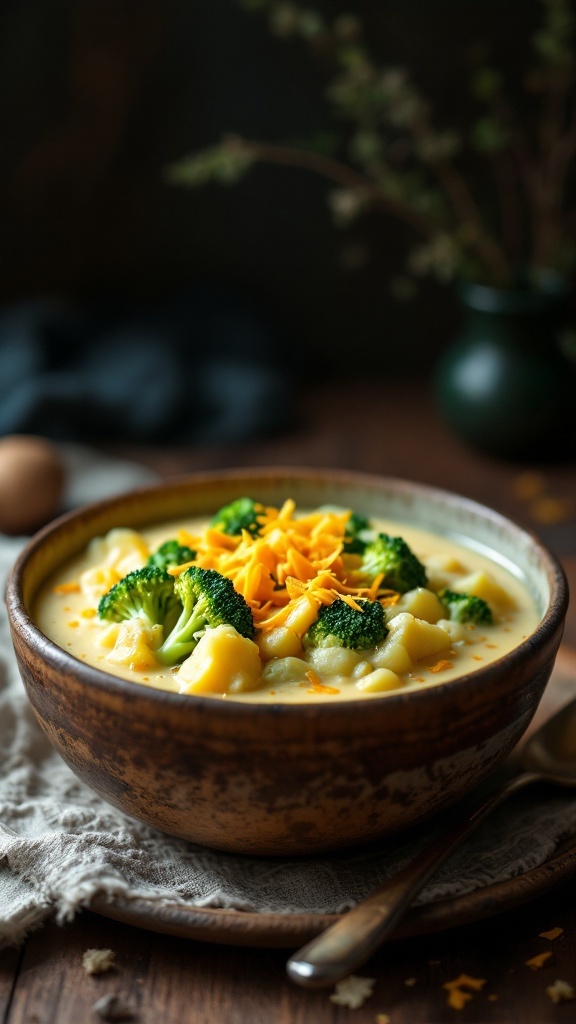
top-left (0, 435), bottom-right (66, 535)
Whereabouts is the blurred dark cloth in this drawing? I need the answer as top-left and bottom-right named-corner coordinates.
top-left (0, 292), bottom-right (292, 443)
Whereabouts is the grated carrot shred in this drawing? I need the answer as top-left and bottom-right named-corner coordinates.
top-left (171, 501), bottom-right (400, 638)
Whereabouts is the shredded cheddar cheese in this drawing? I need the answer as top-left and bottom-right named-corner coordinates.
top-left (430, 659), bottom-right (454, 673)
top-left (443, 974), bottom-right (486, 1010)
top-left (306, 670), bottom-right (340, 695)
top-left (539, 927), bottom-right (563, 941)
top-left (53, 581), bottom-right (80, 595)
top-left (168, 503), bottom-right (395, 639)
top-left (525, 951), bottom-right (553, 970)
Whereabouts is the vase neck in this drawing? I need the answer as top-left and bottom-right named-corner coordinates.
top-left (460, 303), bottom-right (565, 352)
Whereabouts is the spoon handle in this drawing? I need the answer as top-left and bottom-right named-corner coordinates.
top-left (287, 770), bottom-right (540, 988)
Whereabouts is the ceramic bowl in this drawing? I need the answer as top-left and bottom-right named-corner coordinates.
top-left (6, 468), bottom-right (568, 856)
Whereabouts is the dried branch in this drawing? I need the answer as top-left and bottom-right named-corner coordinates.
top-left (170, 0), bottom-right (576, 288)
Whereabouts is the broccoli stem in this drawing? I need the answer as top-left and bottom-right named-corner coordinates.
top-left (156, 594), bottom-right (211, 665)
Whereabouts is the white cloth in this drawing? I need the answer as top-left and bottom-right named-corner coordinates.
top-left (1, 453), bottom-right (576, 948)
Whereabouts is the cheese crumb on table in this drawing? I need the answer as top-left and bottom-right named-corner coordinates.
top-left (82, 948), bottom-right (116, 975)
top-left (329, 975), bottom-right (376, 1009)
top-left (539, 927), bottom-right (563, 941)
top-left (446, 990), bottom-right (473, 1011)
top-left (545, 979), bottom-right (575, 1004)
top-left (525, 951), bottom-right (553, 970)
top-left (443, 974), bottom-right (486, 1011)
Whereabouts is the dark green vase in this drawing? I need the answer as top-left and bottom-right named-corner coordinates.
top-left (435, 276), bottom-right (574, 459)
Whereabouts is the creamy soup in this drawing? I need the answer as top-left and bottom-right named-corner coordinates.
top-left (34, 501), bottom-right (540, 703)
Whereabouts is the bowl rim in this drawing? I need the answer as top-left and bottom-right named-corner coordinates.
top-left (6, 465), bottom-right (569, 718)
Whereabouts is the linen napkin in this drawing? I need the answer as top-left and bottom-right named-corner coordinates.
top-left (1, 455), bottom-right (576, 948)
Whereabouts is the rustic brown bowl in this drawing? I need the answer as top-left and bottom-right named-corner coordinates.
top-left (6, 468), bottom-right (569, 856)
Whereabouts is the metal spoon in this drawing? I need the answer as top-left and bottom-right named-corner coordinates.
top-left (287, 696), bottom-right (576, 988)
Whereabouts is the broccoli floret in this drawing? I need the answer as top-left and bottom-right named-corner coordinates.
top-left (210, 497), bottom-right (265, 536)
top-left (439, 588), bottom-right (494, 625)
top-left (157, 566), bottom-right (255, 665)
top-left (98, 566), bottom-right (180, 630)
top-left (148, 539), bottom-right (196, 570)
top-left (305, 598), bottom-right (387, 651)
top-left (360, 532), bottom-right (427, 593)
top-left (343, 512), bottom-right (371, 554)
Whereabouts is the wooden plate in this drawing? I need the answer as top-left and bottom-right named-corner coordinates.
top-left (89, 835), bottom-right (576, 948)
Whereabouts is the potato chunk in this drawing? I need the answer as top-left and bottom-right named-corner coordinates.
top-left (371, 638), bottom-right (412, 674)
top-left (261, 657), bottom-right (310, 685)
top-left (426, 553), bottom-right (466, 574)
top-left (355, 668), bottom-right (403, 693)
top-left (107, 619), bottom-right (163, 671)
top-left (177, 624), bottom-right (262, 694)
top-left (284, 595), bottom-right (322, 637)
top-left (453, 570), bottom-right (515, 609)
top-left (258, 626), bottom-right (302, 661)
top-left (398, 587), bottom-right (446, 623)
top-left (437, 618), bottom-right (474, 643)
top-left (308, 645), bottom-right (363, 677)
top-left (80, 566), bottom-right (122, 604)
top-left (387, 612), bottom-right (451, 661)
top-left (352, 660), bottom-right (374, 679)
top-left (88, 528), bottom-right (150, 576)
top-left (424, 553), bottom-right (467, 591)
top-left (97, 623), bottom-right (120, 650)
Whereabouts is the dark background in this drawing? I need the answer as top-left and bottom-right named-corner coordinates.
top-left (0, 0), bottom-right (547, 380)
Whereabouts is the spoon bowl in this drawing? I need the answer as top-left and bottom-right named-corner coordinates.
top-left (287, 695), bottom-right (576, 988)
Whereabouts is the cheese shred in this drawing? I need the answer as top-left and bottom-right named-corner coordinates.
top-left (168, 503), bottom-right (395, 638)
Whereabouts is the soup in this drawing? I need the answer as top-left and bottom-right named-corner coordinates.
top-left (34, 499), bottom-right (539, 702)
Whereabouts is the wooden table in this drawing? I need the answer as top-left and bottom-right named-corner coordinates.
top-left (1, 380), bottom-right (575, 1023)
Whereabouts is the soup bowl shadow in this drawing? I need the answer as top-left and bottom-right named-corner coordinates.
top-left (6, 468), bottom-right (569, 856)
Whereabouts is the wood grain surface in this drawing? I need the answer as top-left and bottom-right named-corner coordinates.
top-left (1, 886), bottom-right (574, 1024)
top-left (1, 378), bottom-right (575, 1023)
